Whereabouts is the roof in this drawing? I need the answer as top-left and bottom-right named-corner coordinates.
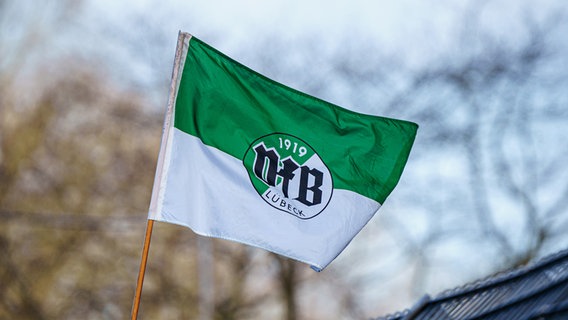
top-left (375, 248), bottom-right (568, 320)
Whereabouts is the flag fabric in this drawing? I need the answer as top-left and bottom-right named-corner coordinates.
top-left (148, 32), bottom-right (418, 271)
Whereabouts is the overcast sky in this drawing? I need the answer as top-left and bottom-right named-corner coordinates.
top-left (87, 0), bottom-right (562, 57)
top-left (65, 0), bottom-right (564, 111)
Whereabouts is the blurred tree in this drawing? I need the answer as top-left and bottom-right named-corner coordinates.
top-left (385, 1), bottom-right (568, 293)
top-left (1, 2), bottom-right (161, 319)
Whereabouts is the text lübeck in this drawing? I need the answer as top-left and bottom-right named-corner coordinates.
top-left (264, 190), bottom-right (305, 217)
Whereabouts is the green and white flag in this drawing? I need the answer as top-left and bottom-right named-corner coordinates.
top-left (148, 32), bottom-right (418, 271)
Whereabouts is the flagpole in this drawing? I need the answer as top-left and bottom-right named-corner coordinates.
top-left (130, 31), bottom-right (190, 319)
top-left (131, 219), bottom-right (154, 320)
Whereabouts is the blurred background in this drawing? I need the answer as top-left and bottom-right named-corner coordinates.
top-left (1, 0), bottom-right (568, 319)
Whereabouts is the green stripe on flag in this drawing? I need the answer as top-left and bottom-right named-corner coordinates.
top-left (174, 37), bottom-right (417, 204)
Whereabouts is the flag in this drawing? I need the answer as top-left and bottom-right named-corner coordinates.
top-left (148, 32), bottom-right (418, 271)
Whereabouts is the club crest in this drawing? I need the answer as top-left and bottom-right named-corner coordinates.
top-left (243, 133), bottom-right (333, 219)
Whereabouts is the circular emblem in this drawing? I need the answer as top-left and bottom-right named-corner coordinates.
top-left (243, 133), bottom-right (333, 219)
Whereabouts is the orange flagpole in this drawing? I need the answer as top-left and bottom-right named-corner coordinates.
top-left (130, 31), bottom-right (190, 319)
top-left (131, 219), bottom-right (154, 320)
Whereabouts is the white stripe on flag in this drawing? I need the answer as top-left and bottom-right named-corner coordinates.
top-left (150, 128), bottom-right (380, 270)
